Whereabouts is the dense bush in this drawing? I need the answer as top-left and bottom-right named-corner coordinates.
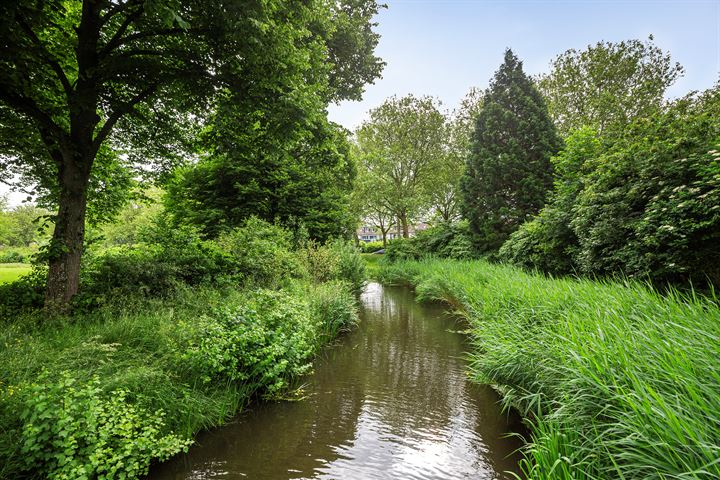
top-left (500, 87), bottom-right (720, 288)
top-left (217, 217), bottom-right (300, 288)
top-left (301, 240), bottom-right (366, 293)
top-left (358, 240), bottom-right (384, 253)
top-left (78, 225), bottom-right (236, 309)
top-left (0, 247), bottom-right (35, 264)
top-left (20, 373), bottom-right (190, 479)
top-left (384, 222), bottom-right (476, 262)
top-left (0, 267), bottom-right (46, 319)
top-left (1, 280), bottom-right (359, 479)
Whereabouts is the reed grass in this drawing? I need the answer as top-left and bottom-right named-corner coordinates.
top-left (379, 259), bottom-right (720, 480)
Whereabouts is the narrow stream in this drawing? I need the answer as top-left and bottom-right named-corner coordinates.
top-left (150, 282), bottom-right (524, 479)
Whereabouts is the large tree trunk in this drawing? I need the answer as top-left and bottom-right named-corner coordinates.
top-left (381, 230), bottom-right (387, 248)
top-left (399, 213), bottom-right (409, 238)
top-left (45, 156), bottom-right (91, 308)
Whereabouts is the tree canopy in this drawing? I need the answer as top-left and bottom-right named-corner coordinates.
top-left (0, 0), bottom-right (384, 305)
top-left (354, 95), bottom-right (446, 237)
top-left (538, 37), bottom-right (684, 136)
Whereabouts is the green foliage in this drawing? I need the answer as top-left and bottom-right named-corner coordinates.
top-left (538, 36), bottom-right (684, 137)
top-left (0, 0), bottom-right (383, 304)
top-left (166, 120), bottom-right (357, 242)
top-left (0, 280), bottom-right (359, 479)
top-left (0, 266), bottom-right (46, 318)
top-left (0, 204), bottom-right (50, 248)
top-left (301, 240), bottom-right (366, 293)
top-left (181, 290), bottom-right (318, 394)
top-left (20, 373), bottom-right (190, 480)
top-left (501, 87), bottom-right (720, 288)
top-left (461, 49), bottom-right (562, 253)
top-left (78, 226), bottom-right (235, 308)
top-left (217, 217), bottom-right (299, 289)
top-left (383, 222), bottom-right (475, 262)
top-left (358, 240), bottom-right (385, 253)
top-left (0, 247), bottom-right (33, 264)
top-left (380, 258), bottom-right (720, 480)
top-left (499, 127), bottom-right (602, 274)
top-left (355, 95), bottom-right (447, 235)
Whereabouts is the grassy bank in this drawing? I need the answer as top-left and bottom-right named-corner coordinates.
top-left (0, 281), bottom-right (358, 479)
top-left (378, 259), bottom-right (720, 480)
top-left (0, 263), bottom-right (31, 284)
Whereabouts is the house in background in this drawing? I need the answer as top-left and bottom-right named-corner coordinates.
top-left (356, 222), bottom-right (430, 243)
top-left (357, 225), bottom-right (379, 242)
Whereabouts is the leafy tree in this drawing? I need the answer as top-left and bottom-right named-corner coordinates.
top-left (571, 87), bottom-right (720, 286)
top-left (461, 49), bottom-right (562, 253)
top-left (499, 127), bottom-right (603, 273)
top-left (431, 88), bottom-right (484, 223)
top-left (355, 95), bottom-right (446, 237)
top-left (501, 86), bottom-right (720, 288)
top-left (538, 36), bottom-right (684, 136)
top-left (353, 162), bottom-right (396, 247)
top-left (0, 0), bottom-right (383, 305)
top-left (166, 120), bottom-right (357, 242)
top-left (0, 201), bottom-right (51, 247)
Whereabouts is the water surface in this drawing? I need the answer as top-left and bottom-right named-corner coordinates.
top-left (149, 282), bottom-right (523, 479)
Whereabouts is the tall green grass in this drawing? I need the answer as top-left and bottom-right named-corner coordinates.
top-left (0, 280), bottom-right (358, 479)
top-left (379, 259), bottom-right (720, 480)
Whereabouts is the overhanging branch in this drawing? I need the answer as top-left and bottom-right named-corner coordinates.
top-left (92, 84), bottom-right (158, 153)
top-left (16, 16), bottom-right (73, 97)
top-left (0, 85), bottom-right (68, 146)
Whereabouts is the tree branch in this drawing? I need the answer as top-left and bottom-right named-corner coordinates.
top-left (99, 6), bottom-right (145, 58)
top-left (101, 27), bottom-right (197, 57)
top-left (0, 85), bottom-right (68, 145)
top-left (100, 0), bottom-right (144, 27)
top-left (16, 16), bottom-right (73, 97)
top-left (93, 84), bottom-right (158, 152)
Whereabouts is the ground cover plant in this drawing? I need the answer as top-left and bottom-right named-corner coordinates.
top-left (378, 258), bottom-right (720, 480)
top-left (0, 218), bottom-right (364, 479)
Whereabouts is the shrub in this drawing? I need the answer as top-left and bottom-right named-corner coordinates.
top-left (0, 266), bottom-right (46, 320)
top-left (359, 240), bottom-right (384, 253)
top-left (0, 247), bottom-right (34, 264)
top-left (500, 89), bottom-right (720, 289)
top-left (78, 230), bottom-right (235, 309)
top-left (218, 217), bottom-right (299, 288)
top-left (301, 240), bottom-right (365, 292)
top-left (383, 237), bottom-right (420, 262)
top-left (180, 289), bottom-right (316, 394)
top-left (19, 372), bottom-right (190, 480)
top-left (383, 222), bottom-right (476, 262)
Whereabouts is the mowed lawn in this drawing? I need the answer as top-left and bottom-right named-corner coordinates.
top-left (0, 264), bottom-right (31, 284)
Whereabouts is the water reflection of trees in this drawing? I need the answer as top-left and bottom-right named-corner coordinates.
top-left (150, 283), bottom-right (521, 480)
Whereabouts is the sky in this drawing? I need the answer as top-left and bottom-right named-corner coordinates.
top-left (328, 0), bottom-right (720, 130)
top-left (2, 0), bottom-right (719, 206)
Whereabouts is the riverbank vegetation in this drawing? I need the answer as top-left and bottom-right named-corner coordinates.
top-left (0, 218), bottom-right (364, 479)
top-left (378, 258), bottom-right (720, 480)
top-left (361, 35), bottom-right (719, 479)
top-left (0, 1), bottom-right (384, 478)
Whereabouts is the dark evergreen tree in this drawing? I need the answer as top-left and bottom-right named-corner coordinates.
top-left (461, 49), bottom-right (562, 253)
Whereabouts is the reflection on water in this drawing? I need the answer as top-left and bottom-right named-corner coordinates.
top-left (149, 283), bottom-right (523, 480)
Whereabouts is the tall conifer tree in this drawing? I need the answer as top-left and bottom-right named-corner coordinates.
top-left (461, 49), bottom-right (561, 252)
